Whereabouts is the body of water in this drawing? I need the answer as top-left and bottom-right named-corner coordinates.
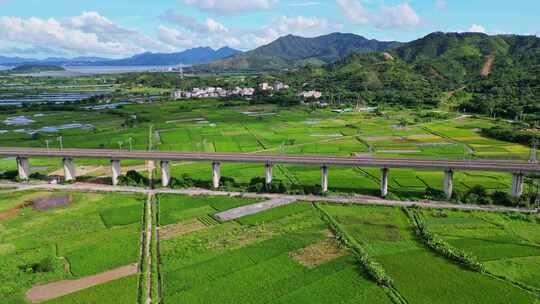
top-left (0, 91), bottom-right (111, 106)
top-left (0, 65), bottom-right (180, 77)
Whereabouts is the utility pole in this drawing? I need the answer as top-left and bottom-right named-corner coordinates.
top-left (57, 136), bottom-right (63, 150)
top-left (128, 137), bottom-right (133, 151)
top-left (118, 141), bottom-right (123, 150)
top-left (530, 139), bottom-right (538, 163)
top-left (45, 139), bottom-right (50, 151)
top-left (148, 125), bottom-right (154, 151)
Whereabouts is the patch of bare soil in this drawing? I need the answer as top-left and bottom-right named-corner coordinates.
top-left (382, 52), bottom-right (394, 60)
top-left (159, 219), bottom-right (207, 240)
top-left (290, 238), bottom-right (346, 268)
top-left (481, 55), bottom-right (494, 76)
top-left (26, 264), bottom-right (138, 303)
top-left (0, 201), bottom-right (33, 220)
top-left (32, 195), bottom-right (72, 211)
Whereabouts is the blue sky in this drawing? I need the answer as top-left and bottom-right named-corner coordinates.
top-left (0, 0), bottom-right (538, 58)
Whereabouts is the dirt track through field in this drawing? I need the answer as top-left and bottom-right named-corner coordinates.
top-left (25, 264), bottom-right (138, 303)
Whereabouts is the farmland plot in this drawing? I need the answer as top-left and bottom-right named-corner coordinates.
top-left (158, 196), bottom-right (393, 303)
top-left (422, 209), bottom-right (540, 291)
top-left (319, 204), bottom-right (538, 303)
top-left (0, 191), bottom-right (143, 303)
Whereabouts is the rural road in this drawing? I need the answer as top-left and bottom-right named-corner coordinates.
top-left (1, 181), bottom-right (537, 215)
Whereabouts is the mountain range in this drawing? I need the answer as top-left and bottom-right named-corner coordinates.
top-left (192, 33), bottom-right (403, 72)
top-left (0, 47), bottom-right (241, 67)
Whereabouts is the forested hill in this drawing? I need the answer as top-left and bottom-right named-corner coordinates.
top-left (285, 32), bottom-right (540, 120)
top-left (193, 33), bottom-right (402, 72)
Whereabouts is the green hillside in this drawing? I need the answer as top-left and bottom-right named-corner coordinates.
top-left (284, 32), bottom-right (540, 121)
top-left (193, 33), bottom-right (402, 72)
top-left (10, 64), bottom-right (65, 74)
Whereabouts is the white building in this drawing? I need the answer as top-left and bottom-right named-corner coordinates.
top-left (259, 82), bottom-right (272, 91)
top-left (274, 82), bottom-right (290, 91)
top-left (299, 90), bottom-right (323, 99)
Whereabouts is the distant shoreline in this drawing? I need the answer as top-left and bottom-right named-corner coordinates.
top-left (0, 65), bottom-right (182, 76)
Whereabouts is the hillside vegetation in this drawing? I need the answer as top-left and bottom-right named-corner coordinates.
top-left (284, 32), bottom-right (540, 121)
top-left (194, 33), bottom-right (402, 72)
top-left (9, 64), bottom-right (65, 73)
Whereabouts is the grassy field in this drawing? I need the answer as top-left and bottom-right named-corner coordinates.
top-left (157, 194), bottom-right (540, 303)
top-left (158, 194), bottom-right (394, 303)
top-left (0, 190), bottom-right (143, 303)
top-left (319, 204), bottom-right (539, 303)
top-left (421, 209), bottom-right (540, 291)
top-left (44, 275), bottom-right (139, 304)
top-left (1, 189), bottom-right (539, 303)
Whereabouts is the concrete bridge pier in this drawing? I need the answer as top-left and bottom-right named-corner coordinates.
top-left (511, 173), bottom-right (524, 198)
top-left (17, 157), bottom-right (30, 181)
top-left (265, 163), bottom-right (273, 185)
top-left (161, 160), bottom-right (170, 187)
top-left (212, 162), bottom-right (221, 189)
top-left (381, 168), bottom-right (389, 197)
top-left (111, 160), bottom-right (121, 186)
top-left (444, 169), bottom-right (454, 199)
top-left (321, 165), bottom-right (329, 193)
top-left (63, 158), bottom-right (76, 182)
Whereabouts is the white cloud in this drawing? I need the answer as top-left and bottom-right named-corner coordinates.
top-left (0, 45), bottom-right (67, 57)
top-left (0, 16), bottom-right (136, 56)
top-left (468, 24), bottom-right (487, 33)
top-left (288, 2), bottom-right (321, 7)
top-left (205, 18), bottom-right (229, 33)
top-left (336, 0), bottom-right (421, 29)
top-left (161, 11), bottom-right (339, 50)
top-left (0, 12), bottom-right (174, 57)
top-left (181, 0), bottom-right (278, 14)
top-left (435, 0), bottom-right (447, 10)
top-left (221, 15), bottom-right (340, 49)
top-left (373, 4), bottom-right (421, 29)
top-left (157, 26), bottom-right (196, 49)
top-left (162, 10), bottom-right (229, 34)
top-left (336, 0), bottom-right (370, 25)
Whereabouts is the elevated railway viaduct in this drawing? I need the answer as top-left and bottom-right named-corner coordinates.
top-left (2, 147), bottom-right (539, 199)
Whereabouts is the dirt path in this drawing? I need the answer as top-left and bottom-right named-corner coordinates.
top-left (25, 264), bottom-right (138, 303)
top-left (143, 193), bottom-right (153, 304)
top-left (1, 182), bottom-right (536, 215)
top-left (481, 55), bottom-right (494, 76)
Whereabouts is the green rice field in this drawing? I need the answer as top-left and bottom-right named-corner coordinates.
top-left (1, 191), bottom-right (539, 303)
top-left (0, 190), bottom-right (144, 304)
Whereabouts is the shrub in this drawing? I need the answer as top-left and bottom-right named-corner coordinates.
top-left (491, 191), bottom-right (514, 207)
top-left (248, 177), bottom-right (290, 193)
top-left (19, 257), bottom-right (54, 273)
top-left (29, 172), bottom-right (48, 180)
top-left (424, 187), bottom-right (446, 200)
top-left (0, 170), bottom-right (18, 181)
top-left (169, 174), bottom-right (195, 188)
top-left (463, 185), bottom-right (491, 205)
top-left (119, 170), bottom-right (149, 186)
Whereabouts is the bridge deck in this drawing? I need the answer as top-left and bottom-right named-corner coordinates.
top-left (0, 147), bottom-right (539, 173)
